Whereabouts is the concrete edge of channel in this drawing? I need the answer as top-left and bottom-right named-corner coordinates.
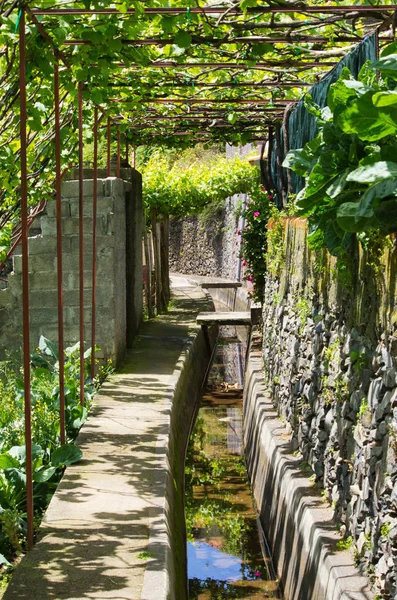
top-left (140, 288), bottom-right (217, 600)
top-left (244, 334), bottom-right (374, 600)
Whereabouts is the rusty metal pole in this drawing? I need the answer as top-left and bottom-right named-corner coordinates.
top-left (117, 131), bottom-right (121, 178)
top-left (107, 117), bottom-right (111, 176)
top-left (54, 61), bottom-right (65, 444)
top-left (19, 7), bottom-right (34, 550)
top-left (126, 139), bottom-right (129, 166)
top-left (78, 83), bottom-right (85, 406)
top-left (132, 147), bottom-right (136, 169)
top-left (91, 107), bottom-right (98, 380)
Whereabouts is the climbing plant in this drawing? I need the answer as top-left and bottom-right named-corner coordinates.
top-left (283, 42), bottom-right (397, 257)
top-left (0, 0), bottom-right (390, 262)
top-left (142, 148), bottom-right (259, 216)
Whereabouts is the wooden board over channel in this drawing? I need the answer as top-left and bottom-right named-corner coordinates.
top-left (197, 311), bottom-right (252, 326)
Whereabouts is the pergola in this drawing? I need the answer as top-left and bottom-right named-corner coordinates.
top-left (0, 0), bottom-right (396, 549)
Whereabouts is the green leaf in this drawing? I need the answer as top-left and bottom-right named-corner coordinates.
top-left (0, 454), bottom-right (19, 470)
top-left (372, 54), bottom-right (397, 79)
top-left (336, 202), bottom-right (377, 232)
top-left (33, 466), bottom-right (57, 483)
top-left (9, 445), bottom-right (44, 465)
top-left (343, 80), bottom-right (371, 96)
top-left (380, 42), bottom-right (397, 58)
top-left (346, 161), bottom-right (397, 184)
top-left (0, 553), bottom-right (11, 567)
top-left (338, 93), bottom-right (397, 141)
top-left (174, 30), bottom-right (192, 49)
top-left (328, 69), bottom-right (356, 113)
top-left (326, 169), bottom-right (349, 199)
top-left (39, 335), bottom-right (59, 360)
top-left (374, 198), bottom-right (397, 233)
top-left (357, 179), bottom-right (397, 218)
top-left (161, 17), bottom-right (175, 35)
top-left (283, 149), bottom-right (312, 176)
top-left (324, 221), bottom-right (343, 256)
top-left (372, 91), bottom-right (397, 107)
top-left (227, 113), bottom-right (237, 125)
top-left (240, 0), bottom-right (258, 9)
top-left (4, 468), bottom-right (26, 489)
top-left (51, 444), bottom-right (82, 468)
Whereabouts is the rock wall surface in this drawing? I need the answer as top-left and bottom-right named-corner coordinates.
top-left (169, 194), bottom-right (242, 279)
top-left (262, 217), bottom-right (397, 599)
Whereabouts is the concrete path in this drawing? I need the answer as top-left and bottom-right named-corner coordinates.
top-left (3, 276), bottom-right (212, 600)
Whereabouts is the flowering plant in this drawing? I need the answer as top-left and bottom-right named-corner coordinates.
top-left (240, 186), bottom-right (271, 301)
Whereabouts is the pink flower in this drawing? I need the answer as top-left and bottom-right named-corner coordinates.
top-left (243, 260), bottom-right (247, 266)
top-left (254, 570), bottom-right (260, 577)
top-left (237, 230), bottom-right (241, 235)
top-left (261, 186), bottom-right (266, 192)
top-left (254, 211), bottom-right (260, 218)
top-left (268, 195), bottom-right (273, 200)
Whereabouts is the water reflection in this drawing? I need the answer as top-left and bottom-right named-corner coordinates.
top-left (185, 339), bottom-right (282, 600)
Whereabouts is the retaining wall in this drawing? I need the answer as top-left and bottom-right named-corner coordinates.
top-left (169, 194), bottom-right (242, 279)
top-left (0, 169), bottom-right (143, 365)
top-left (257, 218), bottom-right (397, 599)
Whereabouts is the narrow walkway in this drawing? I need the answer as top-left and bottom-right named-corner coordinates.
top-left (3, 276), bottom-right (212, 600)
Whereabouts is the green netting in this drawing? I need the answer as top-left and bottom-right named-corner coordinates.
top-left (270, 33), bottom-right (377, 205)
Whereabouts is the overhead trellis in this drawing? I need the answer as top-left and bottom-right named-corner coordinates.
top-left (0, 1), bottom-right (396, 242)
top-left (0, 0), bottom-right (396, 549)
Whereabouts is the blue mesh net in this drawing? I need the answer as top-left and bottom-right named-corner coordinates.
top-left (269, 33), bottom-right (378, 205)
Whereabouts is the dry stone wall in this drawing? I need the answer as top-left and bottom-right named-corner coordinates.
top-left (262, 218), bottom-right (397, 599)
top-left (169, 194), bottom-right (242, 279)
top-left (0, 170), bottom-right (143, 365)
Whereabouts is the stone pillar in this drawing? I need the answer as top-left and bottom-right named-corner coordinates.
top-left (0, 171), bottom-right (143, 366)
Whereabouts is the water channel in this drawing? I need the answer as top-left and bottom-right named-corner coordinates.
top-left (185, 320), bottom-right (282, 600)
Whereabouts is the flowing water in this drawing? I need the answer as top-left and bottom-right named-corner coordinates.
top-left (185, 328), bottom-right (282, 600)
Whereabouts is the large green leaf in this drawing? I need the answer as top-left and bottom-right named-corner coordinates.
top-left (51, 444), bottom-right (83, 468)
top-left (4, 468), bottom-right (26, 489)
top-left (346, 161), bottom-right (397, 184)
top-left (0, 553), bottom-right (11, 567)
top-left (372, 54), bottom-right (397, 80)
top-left (372, 91), bottom-right (397, 107)
top-left (328, 70), bottom-right (356, 114)
top-left (0, 454), bottom-right (19, 470)
top-left (39, 336), bottom-right (59, 360)
top-left (356, 179), bottom-right (397, 218)
top-left (343, 80), bottom-right (371, 96)
top-left (324, 221), bottom-right (343, 256)
top-left (326, 169), bottom-right (349, 199)
top-left (338, 93), bottom-right (397, 141)
top-left (33, 466), bottom-right (57, 483)
top-left (374, 199), bottom-right (397, 233)
top-left (336, 203), bottom-right (378, 232)
top-left (282, 149), bottom-right (313, 177)
top-left (174, 30), bottom-right (192, 49)
top-left (380, 43), bottom-right (397, 58)
top-left (9, 445), bottom-right (44, 466)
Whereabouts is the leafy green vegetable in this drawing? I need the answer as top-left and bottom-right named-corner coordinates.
top-left (283, 45), bottom-right (397, 257)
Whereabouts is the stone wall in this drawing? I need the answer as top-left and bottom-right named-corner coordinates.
top-left (169, 194), bottom-right (242, 279)
top-left (0, 170), bottom-right (143, 365)
top-left (261, 217), bottom-right (397, 599)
